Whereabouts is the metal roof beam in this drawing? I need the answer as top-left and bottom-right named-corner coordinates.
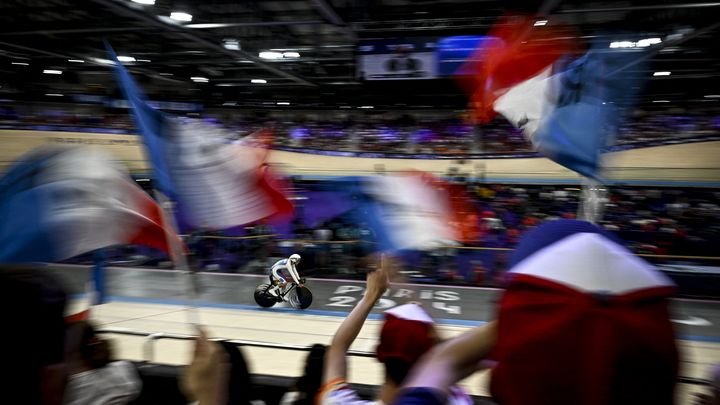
top-left (308, 0), bottom-right (357, 41)
top-left (0, 27), bottom-right (156, 36)
top-left (90, 0), bottom-right (317, 87)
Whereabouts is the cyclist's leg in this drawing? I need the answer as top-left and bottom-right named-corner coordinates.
top-left (269, 267), bottom-right (286, 297)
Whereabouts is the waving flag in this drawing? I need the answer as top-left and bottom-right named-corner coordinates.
top-left (0, 146), bottom-right (176, 263)
top-left (458, 15), bottom-right (575, 124)
top-left (355, 172), bottom-right (476, 251)
top-left (107, 45), bottom-right (292, 231)
top-left (491, 220), bottom-right (678, 404)
top-left (460, 17), bottom-right (644, 179)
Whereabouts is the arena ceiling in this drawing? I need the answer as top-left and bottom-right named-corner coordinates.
top-left (0, 0), bottom-right (719, 110)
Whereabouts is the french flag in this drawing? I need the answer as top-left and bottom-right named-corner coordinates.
top-left (490, 220), bottom-right (678, 404)
top-left (359, 172), bottom-right (476, 251)
top-left (0, 146), bottom-right (176, 263)
top-left (461, 17), bottom-right (643, 179)
top-left (107, 45), bottom-right (293, 231)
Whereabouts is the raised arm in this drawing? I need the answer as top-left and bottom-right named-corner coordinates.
top-left (322, 257), bottom-right (389, 384)
top-left (401, 321), bottom-right (497, 396)
top-left (285, 260), bottom-right (301, 284)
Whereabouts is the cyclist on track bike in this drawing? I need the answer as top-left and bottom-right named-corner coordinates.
top-left (268, 253), bottom-right (303, 301)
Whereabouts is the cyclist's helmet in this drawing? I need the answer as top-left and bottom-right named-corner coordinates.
top-left (289, 254), bottom-right (301, 265)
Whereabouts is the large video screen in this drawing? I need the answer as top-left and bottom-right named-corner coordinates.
top-left (436, 35), bottom-right (499, 76)
top-left (357, 36), bottom-right (500, 80)
top-left (357, 39), bottom-right (437, 81)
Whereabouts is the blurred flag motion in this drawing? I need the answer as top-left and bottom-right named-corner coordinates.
top-left (0, 147), bottom-right (176, 263)
top-left (355, 171), bottom-right (478, 251)
top-left (459, 16), bottom-right (644, 179)
top-left (492, 220), bottom-right (678, 404)
top-left (107, 45), bottom-right (292, 232)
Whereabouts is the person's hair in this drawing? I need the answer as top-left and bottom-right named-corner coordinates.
top-left (0, 265), bottom-right (68, 404)
top-left (293, 344), bottom-right (327, 405)
top-left (78, 321), bottom-right (112, 369)
top-left (220, 342), bottom-right (255, 405)
top-left (384, 358), bottom-right (412, 385)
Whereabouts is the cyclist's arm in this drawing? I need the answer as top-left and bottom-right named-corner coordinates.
top-left (285, 261), bottom-right (301, 284)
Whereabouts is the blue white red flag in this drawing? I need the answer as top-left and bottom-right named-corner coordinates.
top-left (0, 146), bottom-right (176, 263)
top-left (108, 45), bottom-right (292, 231)
top-left (460, 17), bottom-right (643, 179)
top-left (355, 172), bottom-right (475, 251)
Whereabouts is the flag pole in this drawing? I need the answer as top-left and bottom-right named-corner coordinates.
top-left (577, 177), bottom-right (606, 224)
top-left (154, 191), bottom-right (201, 327)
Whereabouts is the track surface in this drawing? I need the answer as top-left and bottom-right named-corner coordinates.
top-left (48, 264), bottom-right (720, 341)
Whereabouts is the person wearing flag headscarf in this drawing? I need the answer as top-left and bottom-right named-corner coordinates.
top-left (318, 257), bottom-right (472, 405)
top-left (393, 219), bottom-right (679, 405)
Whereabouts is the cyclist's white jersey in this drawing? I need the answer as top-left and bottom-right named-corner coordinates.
top-left (271, 258), bottom-right (300, 284)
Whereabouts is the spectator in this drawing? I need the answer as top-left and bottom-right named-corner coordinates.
top-left (395, 220), bottom-right (679, 405)
top-left (63, 321), bottom-right (141, 405)
top-left (280, 344), bottom-right (327, 405)
top-left (219, 341), bottom-right (266, 405)
top-left (319, 257), bottom-right (472, 405)
top-left (181, 328), bottom-right (265, 405)
top-left (181, 328), bottom-right (230, 405)
top-left (0, 265), bottom-right (68, 405)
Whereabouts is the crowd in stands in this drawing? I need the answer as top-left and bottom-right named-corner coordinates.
top-left (0, 105), bottom-right (134, 132)
top-left (153, 181), bottom-right (719, 288)
top-left (2, 103), bottom-right (718, 155)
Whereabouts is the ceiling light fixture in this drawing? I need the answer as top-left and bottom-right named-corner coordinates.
top-left (358, 105), bottom-right (374, 109)
top-left (534, 20), bottom-right (548, 27)
top-left (170, 11), bottom-right (193, 22)
top-left (136, 59), bottom-right (151, 62)
top-left (43, 69), bottom-right (62, 75)
top-left (611, 38), bottom-right (662, 48)
top-left (11, 62), bottom-right (29, 66)
top-left (131, 0), bottom-right (156, 4)
top-left (45, 93), bottom-right (64, 97)
top-left (90, 57), bottom-right (114, 65)
top-left (276, 101), bottom-right (290, 105)
top-left (283, 51), bottom-right (300, 58)
top-left (653, 71), bottom-right (671, 76)
top-left (68, 59), bottom-right (85, 63)
top-left (704, 95), bottom-right (720, 98)
top-left (191, 76), bottom-right (209, 82)
top-left (636, 37), bottom-right (661, 47)
top-left (223, 39), bottom-right (241, 51)
top-left (652, 100), bottom-right (670, 103)
top-left (117, 56), bottom-right (136, 62)
top-left (251, 79), bottom-right (267, 84)
top-left (259, 51), bottom-right (283, 60)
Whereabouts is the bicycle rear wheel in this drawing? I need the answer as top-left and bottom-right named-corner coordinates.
top-left (254, 284), bottom-right (276, 308)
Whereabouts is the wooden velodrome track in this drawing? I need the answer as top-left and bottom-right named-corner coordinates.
top-left (0, 130), bottom-right (719, 184)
